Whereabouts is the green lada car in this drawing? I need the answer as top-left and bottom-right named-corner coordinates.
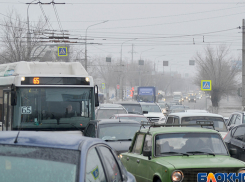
top-left (120, 127), bottom-right (245, 182)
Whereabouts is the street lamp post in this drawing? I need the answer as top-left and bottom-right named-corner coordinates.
top-left (138, 48), bottom-right (154, 87)
top-left (85, 20), bottom-right (108, 70)
top-left (153, 55), bottom-right (165, 72)
top-left (139, 48), bottom-right (154, 60)
top-left (119, 38), bottom-right (137, 100)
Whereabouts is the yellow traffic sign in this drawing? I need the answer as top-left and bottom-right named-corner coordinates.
top-left (102, 83), bottom-right (105, 89)
top-left (201, 80), bottom-right (212, 91)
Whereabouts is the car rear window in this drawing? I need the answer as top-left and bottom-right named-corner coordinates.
top-left (0, 145), bottom-right (80, 182)
top-left (181, 116), bottom-right (227, 132)
top-left (97, 109), bottom-right (127, 119)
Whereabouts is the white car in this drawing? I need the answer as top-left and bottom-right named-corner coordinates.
top-left (140, 102), bottom-right (166, 123)
top-left (166, 112), bottom-right (228, 138)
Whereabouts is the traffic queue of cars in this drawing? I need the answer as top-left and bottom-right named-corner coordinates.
top-left (2, 98), bottom-right (245, 182)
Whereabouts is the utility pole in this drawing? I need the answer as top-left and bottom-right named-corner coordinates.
top-left (129, 44), bottom-right (137, 63)
top-left (242, 19), bottom-right (245, 110)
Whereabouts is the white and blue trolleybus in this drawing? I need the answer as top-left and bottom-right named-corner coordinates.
top-left (0, 61), bottom-right (99, 131)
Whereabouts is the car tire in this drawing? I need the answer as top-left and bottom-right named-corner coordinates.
top-left (155, 179), bottom-right (162, 182)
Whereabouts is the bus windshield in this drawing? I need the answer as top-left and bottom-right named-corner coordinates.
top-left (13, 87), bottom-right (94, 130)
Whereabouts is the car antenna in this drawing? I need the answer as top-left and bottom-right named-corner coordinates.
top-left (117, 109), bottom-right (121, 122)
top-left (14, 122), bottom-right (23, 144)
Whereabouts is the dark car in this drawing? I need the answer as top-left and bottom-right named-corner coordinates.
top-left (114, 101), bottom-right (143, 115)
top-left (0, 131), bottom-right (136, 182)
top-left (188, 95), bottom-right (196, 103)
top-left (224, 124), bottom-right (245, 161)
top-left (83, 119), bottom-right (141, 154)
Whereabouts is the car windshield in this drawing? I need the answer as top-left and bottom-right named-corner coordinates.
top-left (138, 95), bottom-right (154, 102)
top-left (99, 124), bottom-right (140, 140)
top-left (158, 103), bottom-right (167, 108)
top-left (170, 105), bottom-right (184, 109)
top-left (155, 133), bottom-right (228, 156)
top-left (141, 105), bottom-right (161, 112)
top-left (0, 145), bottom-right (79, 182)
top-left (97, 109), bottom-right (127, 119)
top-left (181, 116), bottom-right (227, 132)
top-left (120, 116), bottom-right (148, 123)
top-left (121, 104), bottom-right (142, 114)
top-left (190, 96), bottom-right (195, 99)
top-left (13, 87), bottom-right (93, 131)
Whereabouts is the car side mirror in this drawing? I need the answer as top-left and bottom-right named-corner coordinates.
top-left (94, 85), bottom-right (99, 107)
top-left (229, 148), bottom-right (237, 156)
top-left (143, 111), bottom-right (148, 114)
top-left (143, 150), bottom-right (152, 160)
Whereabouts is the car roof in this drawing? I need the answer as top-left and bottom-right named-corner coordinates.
top-left (140, 126), bottom-right (219, 135)
top-left (98, 104), bottom-right (125, 109)
top-left (139, 102), bottom-right (157, 105)
top-left (168, 112), bottom-right (223, 118)
top-left (112, 114), bottom-right (146, 117)
top-left (0, 131), bottom-right (106, 150)
top-left (90, 119), bottom-right (141, 125)
top-left (185, 109), bottom-right (208, 113)
top-left (114, 101), bottom-right (140, 105)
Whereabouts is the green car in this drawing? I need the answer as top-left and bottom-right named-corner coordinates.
top-left (120, 126), bottom-right (245, 182)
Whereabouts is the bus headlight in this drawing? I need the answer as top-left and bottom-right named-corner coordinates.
top-left (85, 77), bottom-right (90, 82)
top-left (21, 77), bottom-right (25, 81)
top-left (172, 170), bottom-right (184, 182)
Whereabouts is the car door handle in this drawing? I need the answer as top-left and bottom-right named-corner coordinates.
top-left (127, 157), bottom-right (129, 161)
top-left (137, 159), bottom-right (140, 163)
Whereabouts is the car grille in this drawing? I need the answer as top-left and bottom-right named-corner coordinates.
top-left (180, 168), bottom-right (241, 182)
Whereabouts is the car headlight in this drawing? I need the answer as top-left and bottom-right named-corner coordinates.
top-left (172, 170), bottom-right (184, 182)
top-left (118, 154), bottom-right (123, 159)
top-left (238, 169), bottom-right (245, 173)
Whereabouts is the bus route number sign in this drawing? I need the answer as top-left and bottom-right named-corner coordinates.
top-left (21, 106), bottom-right (32, 114)
top-left (33, 77), bottom-right (40, 84)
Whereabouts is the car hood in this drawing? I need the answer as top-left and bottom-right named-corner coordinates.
top-left (219, 132), bottom-right (228, 138)
top-left (154, 155), bottom-right (245, 169)
top-left (144, 112), bottom-right (165, 118)
top-left (106, 141), bottom-right (131, 155)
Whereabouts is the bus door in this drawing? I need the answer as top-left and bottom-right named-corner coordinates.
top-left (2, 90), bottom-right (12, 131)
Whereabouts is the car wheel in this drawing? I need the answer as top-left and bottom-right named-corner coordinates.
top-left (155, 179), bottom-right (162, 182)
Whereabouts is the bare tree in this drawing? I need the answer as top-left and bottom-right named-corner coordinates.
top-left (194, 45), bottom-right (239, 110)
top-left (0, 10), bottom-right (47, 63)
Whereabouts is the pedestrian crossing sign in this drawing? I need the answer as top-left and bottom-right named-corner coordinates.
top-left (201, 80), bottom-right (212, 91)
top-left (58, 47), bottom-right (68, 56)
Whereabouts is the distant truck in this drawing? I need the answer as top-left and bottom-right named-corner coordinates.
top-left (173, 91), bottom-right (183, 105)
top-left (137, 87), bottom-right (157, 103)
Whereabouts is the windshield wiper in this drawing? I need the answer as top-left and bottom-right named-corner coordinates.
top-left (160, 151), bottom-right (189, 156)
top-left (187, 151), bottom-right (215, 156)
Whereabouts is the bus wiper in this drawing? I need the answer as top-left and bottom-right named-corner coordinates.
top-left (187, 151), bottom-right (215, 156)
top-left (58, 123), bottom-right (83, 132)
top-left (160, 151), bottom-right (189, 156)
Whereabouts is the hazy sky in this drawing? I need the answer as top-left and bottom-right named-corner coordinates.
top-left (0, 0), bottom-right (244, 76)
